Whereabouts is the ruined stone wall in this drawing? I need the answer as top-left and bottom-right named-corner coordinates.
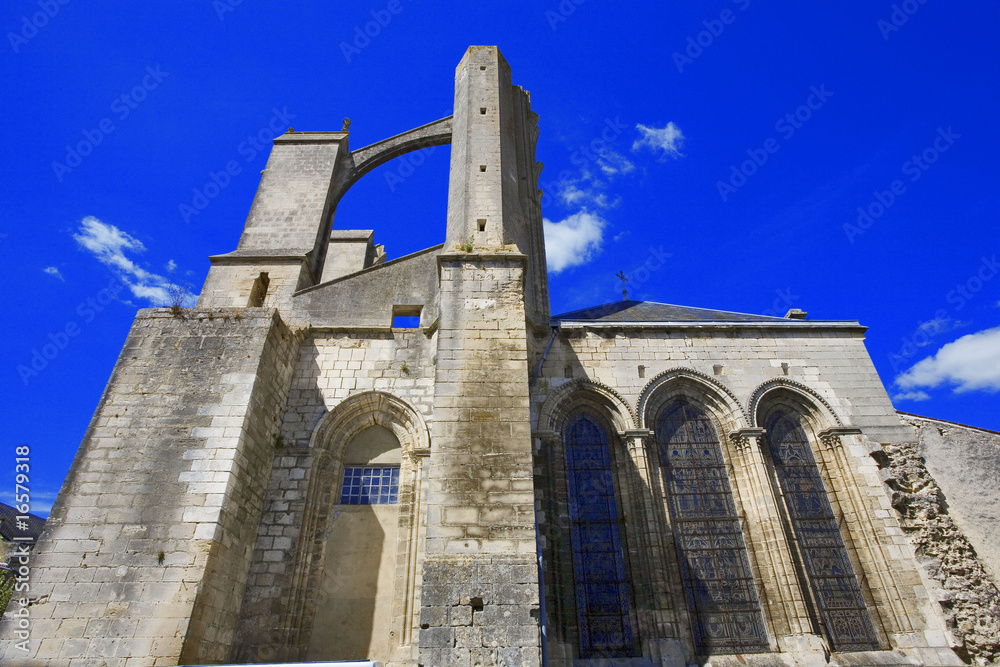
top-left (900, 414), bottom-right (1000, 584)
top-left (880, 415), bottom-right (1000, 665)
top-left (0, 308), bottom-right (297, 666)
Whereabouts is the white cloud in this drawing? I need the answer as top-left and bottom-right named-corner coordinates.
top-left (633, 122), bottom-right (685, 159)
top-left (892, 390), bottom-right (931, 403)
top-left (543, 211), bottom-right (606, 273)
top-left (73, 216), bottom-right (196, 307)
top-left (595, 147), bottom-right (635, 177)
top-left (166, 259), bottom-right (177, 272)
top-left (553, 173), bottom-right (619, 210)
top-left (43, 266), bottom-right (64, 281)
top-left (895, 326), bottom-right (1000, 393)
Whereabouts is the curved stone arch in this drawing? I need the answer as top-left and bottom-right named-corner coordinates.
top-left (537, 379), bottom-right (635, 435)
top-left (332, 116), bottom-right (454, 201)
top-left (308, 390), bottom-right (430, 461)
top-left (288, 390), bottom-right (429, 655)
top-left (748, 378), bottom-right (843, 431)
top-left (637, 367), bottom-right (749, 434)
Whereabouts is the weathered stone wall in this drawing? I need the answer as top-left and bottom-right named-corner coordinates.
top-left (540, 325), bottom-right (912, 442)
top-left (0, 308), bottom-right (297, 666)
top-left (293, 244), bottom-right (442, 330)
top-left (529, 326), bottom-right (959, 665)
top-left (900, 414), bottom-right (1000, 584)
top-left (880, 415), bottom-right (1000, 665)
top-left (420, 255), bottom-right (540, 667)
top-left (237, 132), bottom-right (346, 256)
top-left (198, 257), bottom-right (310, 312)
top-left (231, 327), bottom-right (437, 664)
top-left (877, 438), bottom-right (1000, 665)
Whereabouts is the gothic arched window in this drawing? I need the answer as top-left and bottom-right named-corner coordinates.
top-left (656, 401), bottom-right (768, 654)
top-left (564, 413), bottom-right (639, 658)
top-left (764, 410), bottom-right (880, 651)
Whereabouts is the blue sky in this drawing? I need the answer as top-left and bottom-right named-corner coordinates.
top-left (3, 1), bottom-right (998, 515)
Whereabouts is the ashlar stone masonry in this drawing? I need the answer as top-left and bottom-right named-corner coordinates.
top-left (4, 45), bottom-right (998, 667)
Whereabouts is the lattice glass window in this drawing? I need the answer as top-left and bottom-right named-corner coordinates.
top-left (657, 401), bottom-right (769, 654)
top-left (765, 410), bottom-right (880, 651)
top-left (339, 466), bottom-right (400, 505)
top-left (564, 413), bottom-right (638, 658)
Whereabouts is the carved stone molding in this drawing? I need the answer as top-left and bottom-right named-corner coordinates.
top-left (729, 427), bottom-right (766, 453)
top-left (818, 427), bottom-right (862, 450)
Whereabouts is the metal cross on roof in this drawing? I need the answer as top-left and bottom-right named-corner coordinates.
top-left (616, 270), bottom-right (629, 300)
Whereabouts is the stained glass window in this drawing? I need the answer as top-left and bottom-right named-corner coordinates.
top-left (765, 410), bottom-right (880, 651)
top-left (564, 414), bottom-right (638, 658)
top-left (339, 466), bottom-right (400, 505)
top-left (657, 402), bottom-right (769, 654)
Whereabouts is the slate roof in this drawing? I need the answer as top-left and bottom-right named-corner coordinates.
top-left (0, 502), bottom-right (46, 544)
top-left (552, 300), bottom-right (795, 323)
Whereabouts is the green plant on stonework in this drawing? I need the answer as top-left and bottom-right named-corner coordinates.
top-left (157, 550), bottom-right (165, 565)
top-left (401, 361), bottom-right (410, 375)
top-left (0, 570), bottom-right (14, 616)
top-left (461, 237), bottom-right (474, 252)
top-left (167, 277), bottom-right (193, 316)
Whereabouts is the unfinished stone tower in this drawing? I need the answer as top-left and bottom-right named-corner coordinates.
top-left (5, 46), bottom-right (993, 667)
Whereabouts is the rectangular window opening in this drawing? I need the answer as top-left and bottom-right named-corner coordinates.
top-left (392, 304), bottom-right (422, 329)
top-left (477, 218), bottom-right (487, 232)
top-left (480, 107), bottom-right (487, 114)
top-left (340, 466), bottom-right (400, 505)
top-left (479, 165), bottom-right (487, 172)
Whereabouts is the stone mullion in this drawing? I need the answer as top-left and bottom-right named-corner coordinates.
top-left (393, 449), bottom-right (428, 653)
top-left (725, 431), bottom-right (781, 648)
top-left (819, 430), bottom-right (911, 637)
top-left (732, 429), bottom-right (813, 639)
top-left (623, 429), bottom-right (674, 649)
top-left (812, 433), bottom-right (884, 638)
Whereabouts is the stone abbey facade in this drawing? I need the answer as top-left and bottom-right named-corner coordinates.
top-left (5, 46), bottom-right (999, 666)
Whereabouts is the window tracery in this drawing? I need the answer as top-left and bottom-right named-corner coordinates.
top-left (656, 401), bottom-right (769, 654)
